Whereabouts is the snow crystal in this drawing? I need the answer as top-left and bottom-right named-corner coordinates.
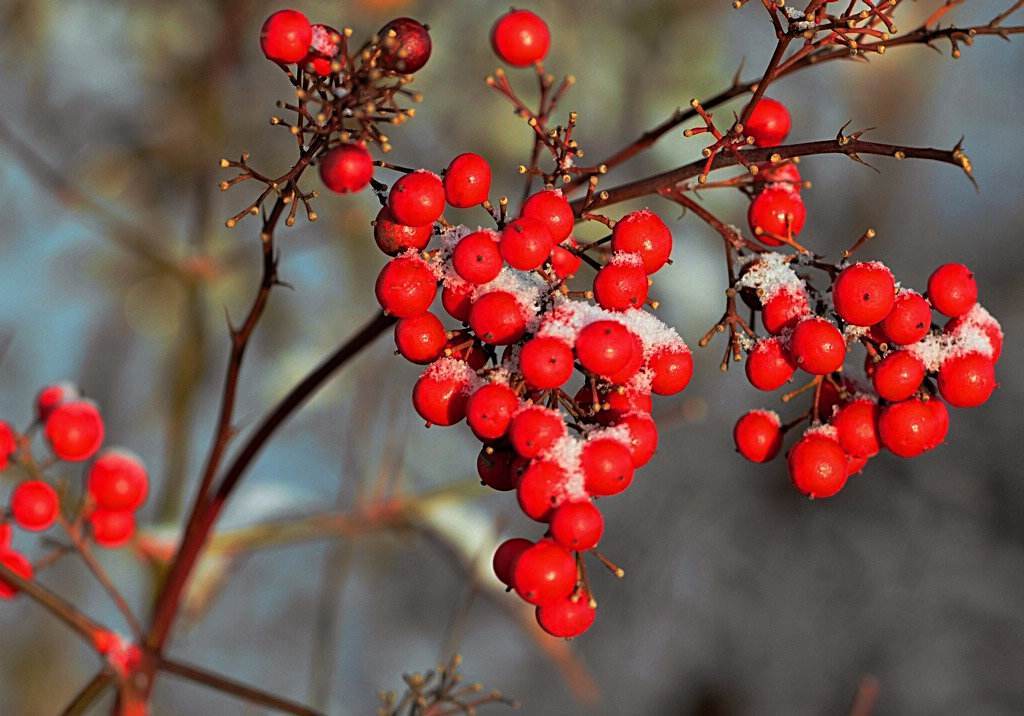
top-left (735, 252), bottom-right (804, 303)
top-left (422, 357), bottom-right (478, 391)
top-left (748, 408), bottom-right (781, 426)
top-left (540, 435), bottom-right (587, 502)
top-left (805, 424), bottom-right (839, 441)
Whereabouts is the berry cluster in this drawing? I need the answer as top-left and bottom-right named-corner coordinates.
top-left (1, 383), bottom-right (149, 600)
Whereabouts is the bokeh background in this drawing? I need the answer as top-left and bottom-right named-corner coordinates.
top-left (1, 1), bottom-right (1023, 714)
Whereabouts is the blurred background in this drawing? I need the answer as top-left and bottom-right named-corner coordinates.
top-left (1, 1), bottom-right (1022, 714)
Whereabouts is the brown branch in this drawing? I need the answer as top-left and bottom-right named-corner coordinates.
top-left (60, 671), bottom-right (114, 716)
top-left (0, 561), bottom-right (106, 645)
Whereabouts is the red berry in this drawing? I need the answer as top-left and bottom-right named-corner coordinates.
top-left (814, 378), bottom-right (845, 422)
top-left (260, 9), bottom-right (313, 64)
top-left (373, 207), bottom-right (432, 255)
top-left (937, 353), bottom-right (996, 408)
top-left (491, 9), bottom-right (551, 67)
top-left (593, 389), bottom-right (653, 423)
top-left (787, 433), bottom-right (849, 499)
top-left (517, 461), bottom-right (565, 522)
top-left (394, 312), bottom-right (447, 364)
top-left (86, 450), bottom-right (148, 511)
top-left (647, 346), bottom-right (694, 395)
top-left (946, 309), bottom-right (1003, 362)
top-left (833, 262), bottom-right (896, 327)
top-left (746, 338), bottom-right (796, 391)
top-left (412, 363), bottom-right (471, 426)
top-left (304, 24), bottom-right (342, 76)
top-left (444, 153), bottom-right (491, 207)
top-left (581, 438), bottom-right (634, 496)
top-left (0, 422), bottom-right (15, 471)
top-left (320, 143), bottom-right (374, 194)
top-left (535, 591), bottom-right (596, 638)
top-left (748, 187), bottom-right (806, 244)
top-left (593, 261), bottom-right (648, 310)
top-left (0, 523), bottom-right (10, 549)
top-left (757, 161), bottom-right (802, 189)
top-left (521, 190), bottom-right (574, 243)
top-left (733, 410), bottom-right (783, 463)
top-left (520, 337), bottom-right (574, 389)
top-left (550, 501), bottom-right (604, 551)
top-left (45, 400), bottom-right (104, 462)
top-left (615, 412), bottom-right (658, 467)
top-left (605, 331), bottom-right (644, 386)
top-left (441, 282), bottom-right (473, 322)
top-left (846, 454), bottom-right (869, 477)
top-left (377, 17), bottom-right (432, 74)
top-left (610, 210), bottom-right (672, 274)
top-left (469, 291), bottom-right (526, 345)
top-left (88, 509), bottom-right (136, 549)
top-left (878, 399), bottom-right (939, 458)
top-left (745, 97), bottom-right (791, 147)
top-left (762, 288), bottom-right (810, 334)
top-left (478, 448), bottom-right (518, 491)
top-left (882, 290), bottom-right (932, 345)
top-left (509, 406), bottom-right (566, 458)
top-left (375, 256), bottom-right (437, 318)
top-left (512, 540), bottom-right (575, 605)
top-left (493, 537), bottom-right (532, 585)
top-left (10, 481), bottom-right (59, 531)
top-left (453, 230), bottom-right (503, 284)
top-left (923, 399), bottom-right (950, 450)
top-left (466, 383), bottom-right (519, 440)
top-left (36, 382), bottom-right (79, 422)
top-left (388, 170), bottom-right (445, 227)
top-left (550, 240), bottom-right (582, 279)
top-left (872, 350), bottom-right (926, 402)
top-left (0, 550), bottom-right (33, 600)
top-left (789, 318), bottom-right (846, 375)
top-left (927, 263), bottom-right (977, 318)
top-left (575, 321), bottom-right (634, 378)
top-left (500, 217), bottom-right (554, 270)
top-left (831, 399), bottom-right (880, 458)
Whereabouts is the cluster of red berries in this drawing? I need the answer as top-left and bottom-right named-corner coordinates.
top-left (1, 383), bottom-right (150, 600)
top-left (734, 253), bottom-right (1002, 497)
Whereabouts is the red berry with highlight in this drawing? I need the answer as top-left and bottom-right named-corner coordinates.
top-left (469, 291), bottom-right (526, 345)
top-left (441, 282), bottom-right (473, 322)
top-left (831, 399), bottom-right (880, 458)
top-left (377, 17), bottom-right (432, 74)
top-left (581, 438), bottom-right (634, 497)
top-left (789, 318), bottom-right (846, 375)
top-left (872, 350), bottom-right (926, 402)
top-left (511, 540), bottom-right (575, 605)
top-left (594, 260), bottom-right (649, 311)
top-left (375, 256), bottom-right (437, 318)
top-left (87, 450), bottom-right (148, 511)
top-left (10, 481), bottom-right (58, 531)
top-left (882, 290), bottom-right (932, 345)
top-left (491, 10), bottom-right (551, 67)
top-left (748, 187), bottom-right (806, 244)
top-left (550, 240), bottom-right (582, 279)
top-left (36, 382), bottom-right (79, 422)
top-left (388, 170), bottom-right (445, 227)
top-left (937, 353), bottom-right (996, 408)
top-left (647, 346), bottom-right (694, 395)
top-left (733, 410), bottom-right (783, 463)
top-left (745, 97), bottom-right (791, 147)
top-left (520, 336), bottom-right (574, 389)
top-left (536, 591), bottom-right (596, 638)
top-left (260, 9), bottom-right (313, 64)
top-left (521, 190), bottom-right (574, 243)
top-left (444, 153), bottom-right (491, 207)
top-left (610, 210), bottom-right (673, 274)
top-left (746, 337), bottom-right (796, 391)
top-left (787, 433), bottom-right (849, 498)
top-left (517, 462), bottom-right (565, 522)
top-left (833, 262), bottom-right (896, 327)
top-left (500, 217), bottom-right (554, 270)
top-left (928, 263), bottom-right (977, 318)
top-left (493, 537), bottom-right (532, 585)
top-left (762, 288), bottom-right (810, 334)
top-left (550, 501), bottom-right (604, 551)
top-left (878, 399), bottom-right (938, 458)
top-left (575, 321), bottom-right (634, 378)
top-left (45, 400), bottom-right (104, 462)
top-left (510, 406), bottom-right (566, 458)
top-left (320, 143), bottom-right (374, 194)
top-left (453, 230), bottom-right (503, 284)
top-left (394, 312), bottom-right (447, 364)
top-left (412, 365), bottom-right (470, 426)
top-left (373, 207), bottom-right (432, 255)
top-left (466, 383), bottom-right (519, 441)
top-left (89, 509), bottom-right (136, 549)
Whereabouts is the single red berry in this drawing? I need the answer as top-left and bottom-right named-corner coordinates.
top-left (441, 282), bottom-right (473, 322)
top-left (746, 337), bottom-right (796, 391)
top-left (787, 432), bottom-right (849, 498)
top-left (45, 400), bottom-right (104, 462)
top-left (536, 590), bottom-right (596, 638)
top-left (605, 331), bottom-right (645, 385)
top-left (745, 97), bottom-right (791, 147)
top-left (388, 170), bottom-right (445, 227)
top-left (412, 363), bottom-right (471, 426)
top-left (512, 540), bottom-right (575, 605)
top-left (789, 318), bottom-right (846, 375)
top-left (260, 9), bottom-right (313, 64)
top-left (762, 288), bottom-right (810, 334)
top-left (304, 24), bottom-right (342, 76)
top-left (550, 239), bottom-right (582, 279)
top-left (928, 263), bottom-right (977, 317)
top-left (0, 550), bottom-right (33, 600)
top-left (830, 399), bottom-right (880, 458)
top-left (500, 217), bottom-right (554, 270)
top-left (0, 422), bottom-right (15, 471)
top-left (517, 461), bottom-right (565, 522)
top-left (575, 321), bottom-right (634, 378)
top-left (444, 153), bottom-right (491, 207)
top-left (509, 406), bottom-right (566, 458)
top-left (86, 450), bottom-right (148, 512)
top-left (878, 399), bottom-right (939, 458)
top-left (922, 399), bottom-right (950, 450)
top-left (521, 190), bottom-right (574, 243)
top-left (466, 383), bottom-right (519, 441)
top-left (491, 9), bottom-right (551, 67)
top-left (88, 509), bottom-right (136, 549)
top-left (453, 230), bottom-right (503, 284)
top-left (872, 350), bottom-right (926, 402)
top-left (946, 309), bottom-right (1003, 362)
top-left (581, 438), bottom-right (634, 496)
top-left (394, 312), bottom-right (447, 364)
top-left (520, 336), bottom-right (574, 389)
top-left (377, 17), bottom-right (432, 73)
top-left (375, 256), bottom-right (437, 318)
top-left (478, 448), bottom-right (518, 491)
top-left (733, 410), bottom-right (783, 463)
top-left (493, 537), bottom-right (532, 585)
top-left (647, 346), bottom-right (694, 395)
top-left (615, 412), bottom-right (658, 467)
top-left (882, 290), bottom-right (932, 345)
top-left (846, 454), bottom-right (869, 477)
top-left (937, 353), bottom-right (996, 408)
top-left (610, 210), bottom-right (672, 274)
top-left (748, 187), bottom-right (806, 244)
top-left (320, 143), bottom-right (374, 194)
top-left (833, 262), bottom-right (896, 327)
top-left (550, 501), bottom-right (604, 551)
top-left (444, 330), bottom-right (489, 369)
top-left (36, 382), bottom-right (79, 423)
top-left (593, 260), bottom-right (649, 311)
top-left (10, 481), bottom-right (59, 531)
top-left (469, 291), bottom-right (526, 345)
top-left (373, 207), bottom-right (432, 256)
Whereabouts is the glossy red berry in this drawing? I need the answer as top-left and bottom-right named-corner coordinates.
top-left (509, 406), bottom-right (565, 458)
top-left (500, 217), bottom-right (554, 270)
top-left (647, 346), bottom-right (694, 395)
top-left (833, 262), bottom-right (896, 327)
top-left (453, 230), bottom-right (503, 284)
top-left (394, 312), bottom-right (447, 364)
top-left (45, 400), bottom-right (104, 462)
top-left (882, 290), bottom-right (932, 345)
top-left (928, 263), bottom-right (977, 317)
top-left (443, 153), bottom-right (491, 207)
top-left (593, 259), bottom-right (649, 312)
top-left (937, 353), bottom-right (996, 408)
top-left (789, 318), bottom-right (846, 375)
top-left (305, 24), bottom-right (342, 76)
top-left (491, 9), bottom-right (551, 67)
top-left (260, 9), bottom-right (313, 64)
top-left (469, 291), bottom-right (526, 345)
top-left (0, 550), bottom-right (33, 600)
top-left (373, 207), bottom-right (432, 256)
top-left (10, 481), bottom-right (59, 531)
top-left (412, 365), bottom-right (470, 426)
top-left (575, 321), bottom-right (634, 378)
top-left (517, 461), bottom-right (565, 522)
top-left (748, 187), bottom-right (806, 244)
top-left (923, 399), bottom-right (950, 450)
top-left (377, 17), bottom-right (432, 74)
top-left (606, 331), bottom-right (644, 385)
top-left (520, 336), bottom-right (574, 389)
top-left (375, 256), bottom-right (437, 318)
top-left (88, 509), bottom-right (136, 549)
top-left (581, 438), bottom-right (634, 496)
top-left (492, 537), bottom-right (532, 585)
top-left (878, 399), bottom-right (938, 458)
top-left (550, 240), bottom-right (582, 279)
top-left (536, 590), bottom-right (596, 638)
top-left (872, 350), bottom-right (926, 402)
top-left (512, 540), bottom-right (575, 605)
top-left (388, 170), bottom-right (445, 227)
top-left (0, 422), bottom-right (15, 471)
top-left (320, 143), bottom-right (374, 194)
top-left (478, 448), bottom-right (518, 491)
top-left (441, 282), bottom-right (473, 322)
top-left (616, 412), bottom-right (658, 467)
top-left (787, 433), bottom-right (849, 498)
top-left (86, 450), bottom-right (148, 511)
top-left (745, 97), bottom-right (791, 147)
top-left (831, 399), bottom-right (880, 458)
top-left (521, 190), bottom-right (574, 243)
top-left (746, 337), bottom-right (796, 391)
top-left (733, 410), bottom-right (783, 463)
top-left (550, 501), bottom-right (604, 551)
top-left (36, 382), bottom-right (79, 422)
top-left (762, 288), bottom-right (810, 334)
top-left (610, 210), bottom-right (672, 274)
top-left (466, 383), bottom-right (519, 441)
